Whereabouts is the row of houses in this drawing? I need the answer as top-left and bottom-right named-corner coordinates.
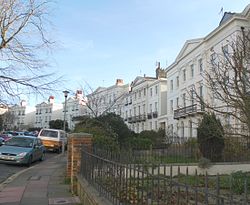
top-left (2, 5), bottom-right (250, 139)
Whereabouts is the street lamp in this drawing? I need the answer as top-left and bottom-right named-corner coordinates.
top-left (62, 90), bottom-right (69, 154)
top-left (63, 90), bottom-right (69, 132)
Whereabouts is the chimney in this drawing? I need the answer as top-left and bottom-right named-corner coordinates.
top-left (75, 90), bottom-right (83, 99)
top-left (156, 62), bottom-right (167, 79)
top-left (48, 96), bottom-right (54, 104)
top-left (116, 79), bottom-right (124, 86)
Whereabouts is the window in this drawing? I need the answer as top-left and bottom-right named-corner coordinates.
top-left (143, 104), bottom-right (146, 114)
top-left (170, 100), bottom-right (173, 113)
top-left (190, 64), bottom-right (194, 78)
top-left (170, 124), bottom-right (174, 137)
top-left (198, 58), bottom-right (203, 73)
top-left (181, 121), bottom-right (185, 138)
top-left (150, 88), bottom-right (153, 96)
top-left (222, 45), bottom-right (229, 58)
top-left (183, 69), bottom-right (186, 81)
top-left (134, 107), bottom-right (136, 116)
top-left (191, 89), bottom-right (195, 105)
top-left (149, 104), bottom-right (152, 113)
top-left (176, 76), bottom-right (179, 88)
top-left (199, 85), bottom-right (204, 111)
top-left (155, 86), bottom-right (158, 95)
top-left (155, 102), bottom-right (158, 111)
top-left (210, 53), bottom-right (217, 67)
top-left (134, 92), bottom-right (137, 100)
top-left (139, 90), bottom-right (141, 98)
top-left (189, 120), bottom-right (193, 137)
top-left (199, 85), bottom-right (203, 98)
top-left (176, 97), bottom-right (179, 108)
top-left (144, 88), bottom-right (146, 96)
top-left (138, 106), bottom-right (141, 115)
top-left (170, 80), bottom-right (173, 91)
top-left (182, 93), bottom-right (186, 107)
top-left (155, 121), bottom-right (158, 130)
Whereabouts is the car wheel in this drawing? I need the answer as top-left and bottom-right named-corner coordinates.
top-left (26, 155), bottom-right (33, 167)
top-left (57, 147), bottom-right (62, 154)
top-left (39, 152), bottom-right (45, 161)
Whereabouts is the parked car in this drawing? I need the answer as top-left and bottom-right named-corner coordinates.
top-left (0, 136), bottom-right (45, 166)
top-left (0, 134), bottom-right (12, 142)
top-left (0, 137), bottom-right (4, 146)
top-left (38, 128), bottom-right (67, 153)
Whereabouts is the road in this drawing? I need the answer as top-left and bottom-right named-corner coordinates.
top-left (0, 152), bottom-right (58, 184)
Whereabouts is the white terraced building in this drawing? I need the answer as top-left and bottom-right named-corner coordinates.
top-left (35, 96), bottom-right (63, 129)
top-left (86, 79), bottom-right (130, 117)
top-left (166, 4), bottom-right (250, 139)
top-left (122, 65), bottom-right (167, 133)
top-left (63, 90), bottom-right (88, 130)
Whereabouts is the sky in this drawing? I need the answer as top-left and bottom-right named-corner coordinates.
top-left (39, 0), bottom-right (250, 104)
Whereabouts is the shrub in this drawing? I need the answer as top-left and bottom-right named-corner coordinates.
top-left (197, 113), bottom-right (225, 162)
top-left (231, 171), bottom-right (250, 194)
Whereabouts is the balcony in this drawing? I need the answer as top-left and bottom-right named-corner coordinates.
top-left (174, 104), bottom-right (204, 120)
top-left (139, 114), bottom-right (146, 122)
top-left (147, 113), bottom-right (152, 119)
top-left (153, 111), bottom-right (158, 118)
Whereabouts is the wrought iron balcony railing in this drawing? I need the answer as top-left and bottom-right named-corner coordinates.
top-left (174, 104), bottom-right (204, 120)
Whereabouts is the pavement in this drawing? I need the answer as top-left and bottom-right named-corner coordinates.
top-left (0, 153), bottom-right (81, 205)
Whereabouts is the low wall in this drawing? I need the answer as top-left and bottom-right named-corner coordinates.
top-left (151, 162), bottom-right (250, 176)
top-left (76, 174), bottom-right (112, 205)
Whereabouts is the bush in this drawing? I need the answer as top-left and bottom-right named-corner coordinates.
top-left (231, 171), bottom-right (250, 194)
top-left (197, 113), bottom-right (225, 162)
top-left (223, 138), bottom-right (250, 162)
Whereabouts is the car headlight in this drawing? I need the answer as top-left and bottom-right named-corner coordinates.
top-left (17, 152), bottom-right (28, 157)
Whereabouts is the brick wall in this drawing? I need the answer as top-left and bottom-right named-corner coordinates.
top-left (67, 132), bottom-right (92, 192)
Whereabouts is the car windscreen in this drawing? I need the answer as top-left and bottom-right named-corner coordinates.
top-left (40, 130), bottom-right (58, 138)
top-left (5, 137), bottom-right (34, 148)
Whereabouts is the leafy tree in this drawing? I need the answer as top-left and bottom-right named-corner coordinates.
top-left (134, 129), bottom-right (166, 148)
top-left (197, 113), bottom-right (225, 161)
top-left (97, 113), bottom-right (134, 147)
top-left (49, 119), bottom-right (68, 131)
top-left (74, 116), bottom-right (118, 149)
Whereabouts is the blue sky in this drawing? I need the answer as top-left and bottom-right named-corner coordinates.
top-left (43, 0), bottom-right (249, 103)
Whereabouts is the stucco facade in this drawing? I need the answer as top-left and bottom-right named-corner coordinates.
top-left (166, 5), bottom-right (250, 139)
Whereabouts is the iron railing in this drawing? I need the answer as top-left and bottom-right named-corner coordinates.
top-left (80, 145), bottom-right (250, 205)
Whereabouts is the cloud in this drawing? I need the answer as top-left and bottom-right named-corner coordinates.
top-left (58, 35), bottom-right (94, 53)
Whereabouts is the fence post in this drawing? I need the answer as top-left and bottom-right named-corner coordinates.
top-left (244, 178), bottom-right (248, 205)
top-left (216, 173), bottom-right (220, 205)
top-left (205, 171), bottom-right (209, 205)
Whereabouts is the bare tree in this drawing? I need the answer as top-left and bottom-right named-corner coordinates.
top-left (79, 81), bottom-right (127, 118)
top-left (0, 0), bottom-right (60, 104)
top-left (1, 111), bottom-right (15, 130)
top-left (199, 28), bottom-right (250, 137)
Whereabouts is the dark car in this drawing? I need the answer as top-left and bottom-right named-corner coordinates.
top-left (0, 136), bottom-right (45, 166)
top-left (0, 137), bottom-right (4, 146)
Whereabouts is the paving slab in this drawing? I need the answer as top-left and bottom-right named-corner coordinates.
top-left (0, 153), bottom-right (80, 205)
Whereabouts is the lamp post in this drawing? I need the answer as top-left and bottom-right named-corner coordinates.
top-left (63, 90), bottom-right (69, 132)
top-left (62, 90), bottom-right (69, 154)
